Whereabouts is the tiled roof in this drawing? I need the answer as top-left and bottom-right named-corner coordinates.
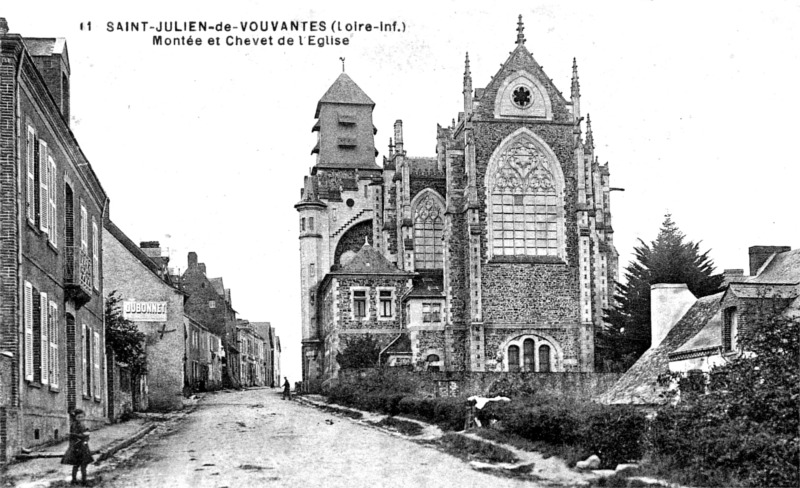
top-left (596, 292), bottom-right (723, 405)
top-left (727, 283), bottom-right (798, 299)
top-left (315, 73), bottom-right (375, 117)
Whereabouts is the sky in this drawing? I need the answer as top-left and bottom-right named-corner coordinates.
top-left (5, 1), bottom-right (799, 382)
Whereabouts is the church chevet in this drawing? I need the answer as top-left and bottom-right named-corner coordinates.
top-left (296, 17), bottom-right (619, 391)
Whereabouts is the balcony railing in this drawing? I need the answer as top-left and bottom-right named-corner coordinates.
top-left (65, 245), bottom-right (92, 307)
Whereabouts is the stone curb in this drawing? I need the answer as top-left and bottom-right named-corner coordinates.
top-left (94, 424), bottom-right (157, 464)
top-left (15, 423), bottom-right (157, 461)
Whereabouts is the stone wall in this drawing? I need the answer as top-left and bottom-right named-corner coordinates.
top-left (338, 368), bottom-right (622, 400)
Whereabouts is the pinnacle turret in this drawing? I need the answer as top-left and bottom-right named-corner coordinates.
top-left (571, 57), bottom-right (580, 98)
top-left (585, 114), bottom-right (594, 151)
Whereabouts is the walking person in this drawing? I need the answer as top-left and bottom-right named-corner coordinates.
top-left (282, 376), bottom-right (291, 400)
top-left (61, 409), bottom-right (94, 485)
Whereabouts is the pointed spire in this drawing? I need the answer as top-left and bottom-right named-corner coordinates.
top-left (571, 57), bottom-right (580, 98)
top-left (585, 114), bottom-right (594, 151)
top-left (516, 15), bottom-right (526, 45)
top-left (464, 52), bottom-right (471, 81)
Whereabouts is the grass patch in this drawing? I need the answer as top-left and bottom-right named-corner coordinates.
top-left (371, 417), bottom-right (424, 436)
top-left (472, 427), bottom-right (585, 467)
top-left (436, 432), bottom-right (518, 464)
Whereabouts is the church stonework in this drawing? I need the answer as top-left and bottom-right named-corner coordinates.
top-left (297, 17), bottom-right (618, 390)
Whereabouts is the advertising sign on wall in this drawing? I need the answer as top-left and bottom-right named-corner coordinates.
top-left (123, 301), bottom-right (168, 322)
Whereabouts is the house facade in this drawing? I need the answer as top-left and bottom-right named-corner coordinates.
top-left (297, 17), bottom-right (618, 389)
top-left (103, 223), bottom-right (187, 411)
top-left (1, 21), bottom-right (109, 461)
top-left (179, 252), bottom-right (240, 387)
top-left (599, 245), bottom-right (798, 405)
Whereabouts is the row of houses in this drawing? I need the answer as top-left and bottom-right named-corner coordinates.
top-left (0, 19), bottom-right (281, 462)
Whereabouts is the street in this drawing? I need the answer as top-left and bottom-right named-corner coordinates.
top-left (95, 389), bottom-right (537, 487)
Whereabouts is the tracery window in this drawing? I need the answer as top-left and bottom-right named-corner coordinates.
top-left (487, 135), bottom-right (562, 258)
top-left (413, 193), bottom-right (444, 269)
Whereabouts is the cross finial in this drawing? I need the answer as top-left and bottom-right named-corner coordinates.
top-left (339, 57), bottom-right (345, 72)
top-left (516, 15), bottom-right (525, 45)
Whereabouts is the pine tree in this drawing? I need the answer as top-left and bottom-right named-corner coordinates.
top-left (598, 215), bottom-right (724, 371)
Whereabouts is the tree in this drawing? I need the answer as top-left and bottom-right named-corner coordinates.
top-left (105, 291), bottom-right (147, 376)
top-left (336, 334), bottom-right (381, 369)
top-left (598, 215), bottom-right (723, 371)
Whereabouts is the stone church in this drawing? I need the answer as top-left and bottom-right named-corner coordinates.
top-left (296, 17), bottom-right (618, 390)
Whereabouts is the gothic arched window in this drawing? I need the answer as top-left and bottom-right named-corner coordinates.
top-left (413, 192), bottom-right (444, 269)
top-left (486, 130), bottom-right (564, 259)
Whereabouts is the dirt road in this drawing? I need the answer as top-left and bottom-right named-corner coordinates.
top-left (98, 388), bottom-right (539, 487)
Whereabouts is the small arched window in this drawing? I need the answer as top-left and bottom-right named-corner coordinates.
top-left (413, 192), bottom-right (444, 269)
top-left (539, 344), bottom-right (551, 372)
top-left (523, 339), bottom-right (535, 372)
top-left (507, 345), bottom-right (520, 372)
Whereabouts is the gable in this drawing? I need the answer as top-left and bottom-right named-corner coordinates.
top-left (475, 45), bottom-right (570, 122)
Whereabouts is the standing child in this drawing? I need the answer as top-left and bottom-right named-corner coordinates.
top-left (61, 409), bottom-right (94, 485)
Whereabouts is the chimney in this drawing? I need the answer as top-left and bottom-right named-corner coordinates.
top-left (749, 245), bottom-right (791, 276)
top-left (722, 269), bottom-right (746, 286)
top-left (650, 284), bottom-right (697, 348)
top-left (25, 38), bottom-right (71, 124)
top-left (140, 241), bottom-right (161, 258)
top-left (393, 120), bottom-right (404, 154)
top-left (188, 252), bottom-right (198, 268)
top-left (198, 263), bottom-right (207, 275)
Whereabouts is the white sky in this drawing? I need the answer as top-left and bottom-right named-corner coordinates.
top-left (5, 1), bottom-right (799, 382)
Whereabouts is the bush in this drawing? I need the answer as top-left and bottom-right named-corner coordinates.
top-left (483, 397), bottom-right (645, 468)
top-left (647, 314), bottom-right (800, 487)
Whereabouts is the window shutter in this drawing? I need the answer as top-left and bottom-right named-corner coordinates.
top-left (92, 219), bottom-right (99, 290)
top-left (26, 128), bottom-right (36, 221)
top-left (82, 324), bottom-right (88, 396)
top-left (94, 331), bottom-right (100, 398)
top-left (80, 203), bottom-right (88, 251)
top-left (40, 293), bottom-right (49, 385)
top-left (50, 302), bottom-right (59, 388)
top-left (24, 282), bottom-right (34, 381)
top-left (49, 157), bottom-right (58, 246)
top-left (39, 140), bottom-right (49, 233)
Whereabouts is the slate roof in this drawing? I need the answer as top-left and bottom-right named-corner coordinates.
top-left (209, 277), bottom-right (225, 297)
top-left (382, 333), bottom-right (412, 356)
top-left (597, 292), bottom-right (723, 405)
top-left (748, 249), bottom-right (800, 284)
top-left (104, 220), bottom-right (184, 293)
top-left (315, 73), bottom-right (375, 118)
top-left (334, 243), bottom-right (410, 275)
top-left (670, 309), bottom-right (723, 358)
top-left (404, 272), bottom-right (444, 300)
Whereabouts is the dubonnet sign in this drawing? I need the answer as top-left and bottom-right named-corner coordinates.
top-left (123, 301), bottom-right (168, 322)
